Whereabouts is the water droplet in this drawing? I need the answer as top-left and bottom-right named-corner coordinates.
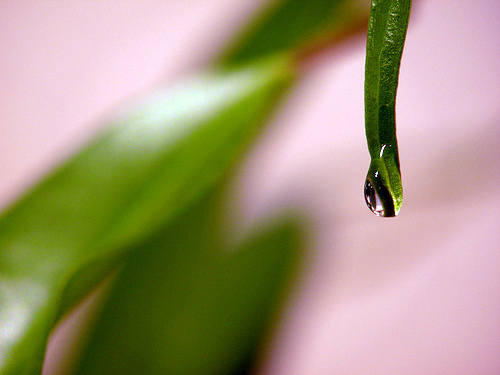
top-left (364, 179), bottom-right (385, 216)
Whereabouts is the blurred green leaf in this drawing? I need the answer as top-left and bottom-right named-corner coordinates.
top-left (75, 186), bottom-right (302, 375)
top-left (0, 56), bottom-right (294, 375)
top-left (0, 0), bottom-right (378, 372)
top-left (67, 1), bottom-right (373, 372)
top-left (219, 0), bottom-right (368, 67)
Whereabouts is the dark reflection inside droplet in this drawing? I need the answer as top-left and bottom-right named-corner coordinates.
top-left (364, 179), bottom-right (385, 216)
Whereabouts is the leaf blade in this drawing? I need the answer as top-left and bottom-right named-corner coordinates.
top-left (364, 0), bottom-right (411, 216)
top-left (0, 56), bottom-right (294, 375)
top-left (75, 187), bottom-right (302, 375)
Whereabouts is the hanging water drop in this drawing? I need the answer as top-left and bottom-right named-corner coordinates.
top-left (364, 179), bottom-right (385, 216)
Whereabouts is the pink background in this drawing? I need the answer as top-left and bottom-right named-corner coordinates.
top-left (1, 1), bottom-right (499, 374)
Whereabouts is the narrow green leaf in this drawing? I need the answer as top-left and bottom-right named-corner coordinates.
top-left (364, 0), bottom-right (411, 217)
top-left (218, 0), bottom-right (368, 67)
top-left (75, 186), bottom-right (302, 375)
top-left (0, 56), bottom-right (294, 375)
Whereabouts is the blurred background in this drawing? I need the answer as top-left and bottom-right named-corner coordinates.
top-left (1, 1), bottom-right (499, 374)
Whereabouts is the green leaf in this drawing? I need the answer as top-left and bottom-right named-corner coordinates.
top-left (364, 0), bottom-right (411, 155)
top-left (363, 0), bottom-right (411, 217)
top-left (218, 0), bottom-right (368, 67)
top-left (0, 56), bottom-right (294, 375)
top-left (75, 185), bottom-right (302, 375)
